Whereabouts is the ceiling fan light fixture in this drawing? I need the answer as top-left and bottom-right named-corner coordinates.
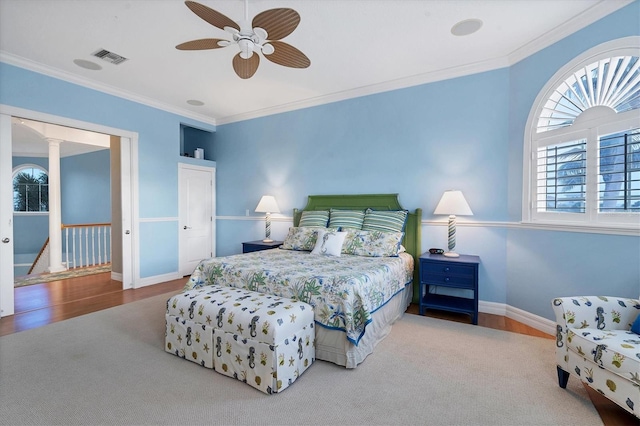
top-left (238, 39), bottom-right (254, 59)
top-left (262, 43), bottom-right (275, 55)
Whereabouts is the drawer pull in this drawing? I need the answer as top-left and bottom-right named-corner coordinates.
top-left (444, 277), bottom-right (450, 282)
top-left (443, 267), bottom-right (450, 272)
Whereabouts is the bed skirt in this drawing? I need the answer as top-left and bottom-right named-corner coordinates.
top-left (314, 283), bottom-right (412, 368)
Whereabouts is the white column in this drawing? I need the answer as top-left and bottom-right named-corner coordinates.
top-left (47, 138), bottom-right (65, 272)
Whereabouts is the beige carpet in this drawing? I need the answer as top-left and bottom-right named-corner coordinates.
top-left (0, 292), bottom-right (601, 426)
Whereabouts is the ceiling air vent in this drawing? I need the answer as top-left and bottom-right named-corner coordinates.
top-left (91, 49), bottom-right (128, 65)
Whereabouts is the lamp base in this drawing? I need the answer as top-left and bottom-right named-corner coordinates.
top-left (262, 239), bottom-right (274, 243)
top-left (443, 252), bottom-right (460, 258)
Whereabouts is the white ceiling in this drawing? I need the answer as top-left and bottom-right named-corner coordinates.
top-left (0, 0), bottom-right (633, 129)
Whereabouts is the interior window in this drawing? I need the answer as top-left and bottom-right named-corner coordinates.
top-left (13, 165), bottom-right (49, 212)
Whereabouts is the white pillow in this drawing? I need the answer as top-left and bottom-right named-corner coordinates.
top-left (311, 229), bottom-right (347, 257)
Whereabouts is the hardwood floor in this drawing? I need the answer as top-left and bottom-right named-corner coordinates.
top-left (1, 273), bottom-right (637, 425)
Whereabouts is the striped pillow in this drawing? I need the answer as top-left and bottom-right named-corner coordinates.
top-left (328, 209), bottom-right (365, 230)
top-left (299, 210), bottom-right (330, 228)
top-left (362, 208), bottom-right (408, 233)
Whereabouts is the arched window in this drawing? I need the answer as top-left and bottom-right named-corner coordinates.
top-left (13, 164), bottom-right (49, 213)
top-left (524, 37), bottom-right (640, 231)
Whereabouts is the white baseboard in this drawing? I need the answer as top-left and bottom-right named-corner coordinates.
top-left (111, 271), bottom-right (123, 282)
top-left (479, 300), bottom-right (555, 336)
top-left (479, 300), bottom-right (506, 316)
top-left (135, 272), bottom-right (183, 289)
top-left (506, 304), bottom-right (555, 336)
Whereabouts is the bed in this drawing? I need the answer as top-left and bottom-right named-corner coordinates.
top-left (183, 194), bottom-right (422, 368)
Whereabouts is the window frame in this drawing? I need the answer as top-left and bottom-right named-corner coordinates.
top-left (523, 37), bottom-right (640, 233)
top-left (12, 163), bottom-right (49, 215)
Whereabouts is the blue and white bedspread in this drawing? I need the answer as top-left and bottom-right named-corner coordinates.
top-left (183, 249), bottom-right (414, 345)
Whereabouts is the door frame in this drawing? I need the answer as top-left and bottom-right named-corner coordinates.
top-left (0, 105), bottom-right (139, 316)
top-left (178, 162), bottom-right (216, 276)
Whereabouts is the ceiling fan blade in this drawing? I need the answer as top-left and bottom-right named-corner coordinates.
top-left (185, 1), bottom-right (240, 32)
top-left (232, 52), bottom-right (260, 79)
top-left (264, 41), bottom-right (310, 69)
top-left (176, 38), bottom-right (229, 50)
top-left (252, 8), bottom-right (300, 41)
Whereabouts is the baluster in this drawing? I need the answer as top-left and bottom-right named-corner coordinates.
top-left (65, 228), bottom-right (69, 269)
top-left (91, 227), bottom-right (95, 266)
top-left (97, 227), bottom-right (102, 265)
top-left (72, 227), bottom-right (77, 268)
top-left (79, 227), bottom-right (82, 268)
top-left (108, 226), bottom-right (112, 264)
top-left (85, 227), bottom-right (89, 267)
top-left (103, 226), bottom-right (107, 264)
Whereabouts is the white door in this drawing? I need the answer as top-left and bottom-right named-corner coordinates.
top-left (120, 136), bottom-right (134, 289)
top-left (179, 164), bottom-right (215, 276)
top-left (0, 114), bottom-right (15, 317)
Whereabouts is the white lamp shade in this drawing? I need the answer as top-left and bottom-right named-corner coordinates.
top-left (433, 190), bottom-right (473, 216)
top-left (255, 195), bottom-right (280, 213)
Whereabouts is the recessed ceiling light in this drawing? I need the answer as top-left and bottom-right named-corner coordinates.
top-left (451, 19), bottom-right (483, 36)
top-left (73, 59), bottom-right (102, 70)
top-left (187, 100), bottom-right (205, 106)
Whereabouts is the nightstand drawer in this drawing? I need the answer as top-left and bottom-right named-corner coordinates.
top-left (420, 262), bottom-right (476, 288)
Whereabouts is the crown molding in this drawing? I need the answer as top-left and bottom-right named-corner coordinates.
top-left (216, 56), bottom-right (510, 125)
top-left (0, 52), bottom-right (217, 127)
top-left (2, 0), bottom-right (632, 128)
top-left (507, 0), bottom-right (634, 65)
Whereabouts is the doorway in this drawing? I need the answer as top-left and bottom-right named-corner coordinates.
top-left (0, 106), bottom-right (138, 317)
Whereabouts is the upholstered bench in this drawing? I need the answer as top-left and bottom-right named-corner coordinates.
top-left (165, 285), bottom-right (315, 394)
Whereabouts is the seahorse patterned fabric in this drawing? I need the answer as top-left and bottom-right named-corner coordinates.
top-left (166, 285), bottom-right (315, 394)
top-left (552, 296), bottom-right (640, 418)
top-left (183, 249), bottom-right (414, 345)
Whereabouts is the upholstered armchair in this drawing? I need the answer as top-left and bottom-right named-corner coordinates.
top-left (552, 296), bottom-right (640, 419)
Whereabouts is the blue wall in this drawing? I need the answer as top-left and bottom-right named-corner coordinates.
top-left (61, 149), bottom-right (111, 224)
top-left (212, 2), bottom-right (640, 319)
top-left (2, 2), bottom-right (638, 318)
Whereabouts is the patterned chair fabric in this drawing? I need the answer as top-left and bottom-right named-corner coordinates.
top-left (166, 285), bottom-right (315, 394)
top-left (552, 296), bottom-right (640, 418)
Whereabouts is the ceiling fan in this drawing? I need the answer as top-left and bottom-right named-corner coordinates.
top-left (176, 0), bottom-right (310, 79)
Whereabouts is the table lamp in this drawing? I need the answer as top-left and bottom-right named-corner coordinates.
top-left (255, 195), bottom-right (280, 242)
top-left (433, 190), bottom-right (473, 257)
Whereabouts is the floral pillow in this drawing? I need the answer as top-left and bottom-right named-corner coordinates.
top-left (310, 229), bottom-right (347, 257)
top-left (280, 227), bottom-right (321, 251)
top-left (342, 229), bottom-right (404, 257)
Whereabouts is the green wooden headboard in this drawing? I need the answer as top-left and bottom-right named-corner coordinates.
top-left (293, 194), bottom-right (422, 302)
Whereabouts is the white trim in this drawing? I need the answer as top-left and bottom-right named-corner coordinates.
top-left (135, 271), bottom-right (183, 289)
top-left (507, 1), bottom-right (634, 66)
top-left (111, 271), bottom-right (123, 282)
top-left (214, 215), bottom-right (639, 236)
top-left (478, 300), bottom-right (506, 316)
top-left (139, 217), bottom-right (179, 223)
top-left (506, 304), bottom-right (556, 336)
top-left (0, 1), bottom-right (631, 127)
top-left (479, 301), bottom-right (555, 336)
top-left (0, 53), bottom-right (217, 127)
top-left (216, 57), bottom-right (510, 125)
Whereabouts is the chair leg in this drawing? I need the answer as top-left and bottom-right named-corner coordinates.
top-left (557, 366), bottom-right (569, 388)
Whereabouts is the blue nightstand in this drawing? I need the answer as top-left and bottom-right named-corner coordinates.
top-left (418, 252), bottom-right (480, 324)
